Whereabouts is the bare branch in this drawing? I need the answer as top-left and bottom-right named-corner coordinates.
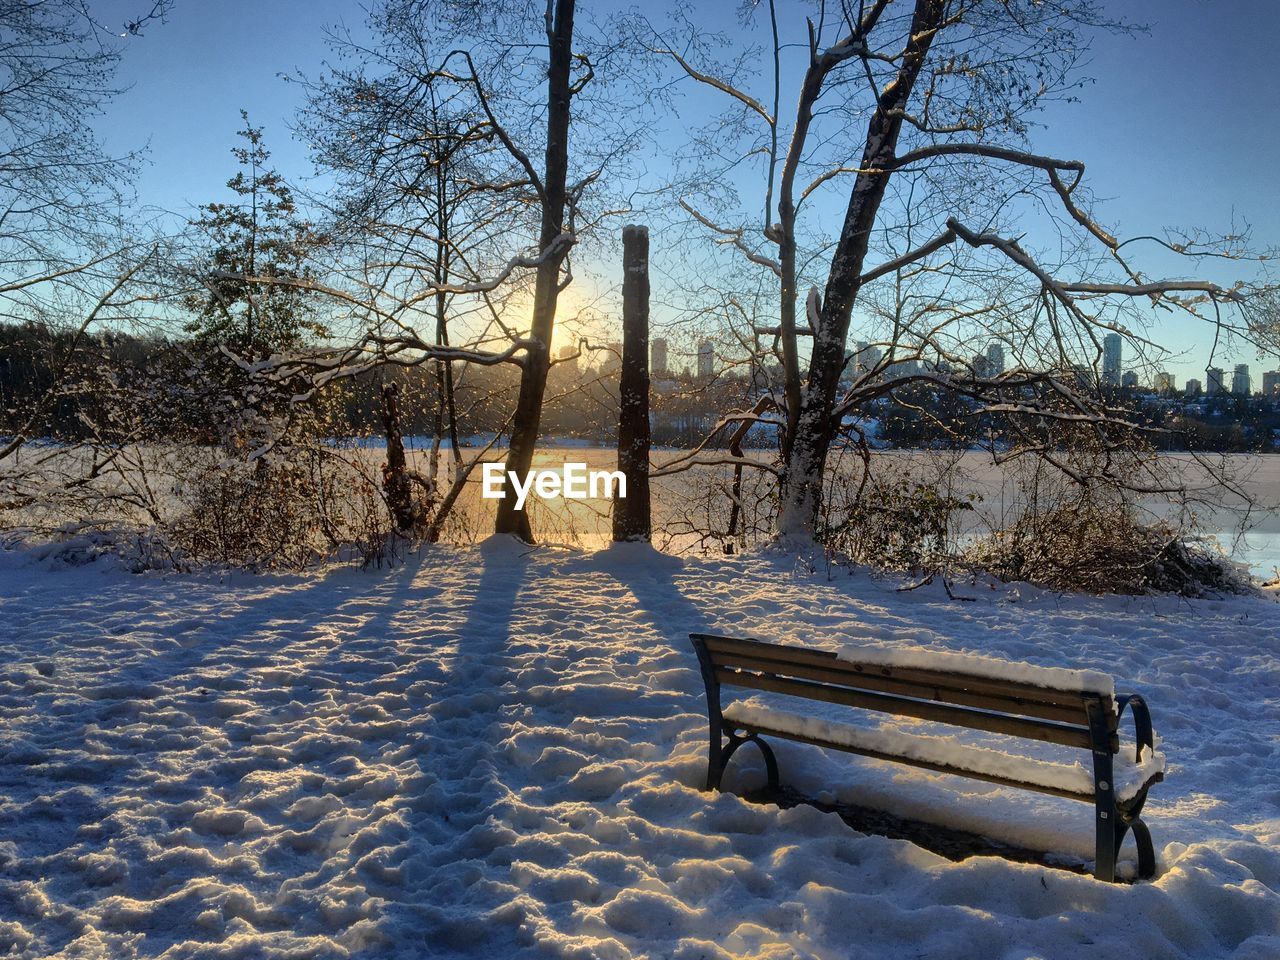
top-left (679, 200), bottom-right (781, 277)
top-left (652, 47), bottom-right (774, 125)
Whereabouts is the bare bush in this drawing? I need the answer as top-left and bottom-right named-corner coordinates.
top-left (963, 447), bottom-right (1253, 596)
top-left (825, 473), bottom-right (976, 574)
top-left (966, 492), bottom-right (1248, 597)
top-left (167, 449), bottom-right (359, 570)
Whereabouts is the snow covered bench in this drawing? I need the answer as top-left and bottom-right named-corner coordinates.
top-left (689, 633), bottom-right (1165, 882)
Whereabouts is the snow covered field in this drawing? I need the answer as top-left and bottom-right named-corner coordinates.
top-left (1, 541), bottom-right (1278, 959)
top-left (10, 445), bottom-right (1278, 578)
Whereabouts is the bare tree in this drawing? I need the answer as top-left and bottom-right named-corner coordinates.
top-left (231, 0), bottom-right (641, 542)
top-left (655, 0), bottom-right (1276, 544)
top-left (294, 9), bottom-right (542, 532)
top-left (0, 0), bottom-right (169, 269)
top-left (491, 0), bottom-right (579, 541)
top-left (0, 0), bottom-right (171, 464)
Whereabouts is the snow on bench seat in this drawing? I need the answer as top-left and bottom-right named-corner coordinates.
top-left (834, 643), bottom-right (1116, 697)
top-left (721, 699), bottom-right (1165, 802)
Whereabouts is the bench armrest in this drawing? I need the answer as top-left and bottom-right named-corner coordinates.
top-left (689, 634), bottom-right (723, 721)
top-left (1116, 693), bottom-right (1155, 762)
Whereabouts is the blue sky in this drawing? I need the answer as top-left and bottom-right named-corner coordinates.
top-left (99, 0), bottom-right (1280, 386)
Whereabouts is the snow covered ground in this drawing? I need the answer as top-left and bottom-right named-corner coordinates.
top-left (1, 541), bottom-right (1278, 959)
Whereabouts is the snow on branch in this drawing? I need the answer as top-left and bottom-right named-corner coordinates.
top-left (888, 143), bottom-right (1086, 178)
top-left (650, 455), bottom-right (782, 480)
top-left (680, 200), bottom-right (782, 277)
top-left (945, 217), bottom-right (1248, 310)
top-left (229, 334), bottom-right (533, 402)
top-left (858, 225), bottom-right (960, 286)
top-left (652, 48), bottom-right (775, 125)
top-left (855, 214), bottom-right (1253, 335)
top-left (650, 399), bottom-right (782, 480)
top-left (209, 232), bottom-right (576, 315)
top-left (1059, 279), bottom-right (1247, 300)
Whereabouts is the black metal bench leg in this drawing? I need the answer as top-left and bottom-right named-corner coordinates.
top-left (751, 734), bottom-right (780, 790)
top-left (1094, 801), bottom-right (1119, 882)
top-left (707, 729), bottom-right (780, 793)
top-left (1119, 787), bottom-right (1157, 880)
top-left (1129, 817), bottom-right (1156, 879)
top-left (705, 717), bottom-right (726, 790)
top-left (1099, 813), bottom-right (1159, 882)
top-left (1086, 698), bottom-right (1126, 882)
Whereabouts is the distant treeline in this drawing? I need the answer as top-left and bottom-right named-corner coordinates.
top-left (3, 323), bottom-right (1277, 453)
top-left (0, 324), bottom-right (736, 448)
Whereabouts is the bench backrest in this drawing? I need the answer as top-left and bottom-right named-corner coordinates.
top-left (690, 633), bottom-right (1119, 752)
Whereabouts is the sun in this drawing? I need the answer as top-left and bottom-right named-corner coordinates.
top-left (550, 286), bottom-right (608, 356)
top-left (498, 285), bottom-right (600, 356)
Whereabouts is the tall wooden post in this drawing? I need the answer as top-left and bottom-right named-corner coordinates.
top-left (613, 224), bottom-right (651, 542)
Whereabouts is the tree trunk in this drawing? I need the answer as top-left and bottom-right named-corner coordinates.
top-left (613, 225), bottom-right (651, 542)
top-left (493, 0), bottom-right (576, 542)
top-left (776, 0), bottom-right (945, 543)
top-left (381, 382), bottom-right (419, 534)
top-left (776, 232), bottom-right (803, 458)
top-left (726, 395), bottom-right (773, 548)
top-left (434, 143), bottom-right (462, 466)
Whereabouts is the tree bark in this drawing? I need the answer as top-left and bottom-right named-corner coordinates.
top-left (776, 229), bottom-right (802, 455)
top-left (613, 224), bottom-right (651, 542)
top-left (776, 0), bottom-right (946, 542)
top-left (381, 382), bottom-right (419, 534)
top-left (493, 0), bottom-right (576, 542)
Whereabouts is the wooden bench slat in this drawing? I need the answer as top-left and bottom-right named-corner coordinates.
top-left (700, 633), bottom-right (1100, 707)
top-left (725, 718), bottom-right (1094, 801)
top-left (714, 667), bottom-right (1095, 749)
top-left (698, 633), bottom-right (1113, 717)
top-left (709, 648), bottom-right (1090, 726)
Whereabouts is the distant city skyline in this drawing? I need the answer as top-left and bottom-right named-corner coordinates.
top-left (93, 0), bottom-right (1280, 388)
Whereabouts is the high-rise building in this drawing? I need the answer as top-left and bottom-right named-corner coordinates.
top-left (651, 337), bottom-right (668, 377)
top-left (1121, 370), bottom-right (1139, 389)
top-left (1206, 366), bottom-right (1226, 394)
top-left (852, 341), bottom-right (882, 375)
top-left (985, 343), bottom-right (1005, 377)
top-left (1185, 379), bottom-right (1202, 398)
top-left (1102, 333), bottom-right (1122, 385)
top-left (972, 353), bottom-right (992, 379)
top-left (1154, 372), bottom-right (1175, 394)
top-left (557, 343), bottom-right (578, 376)
top-left (602, 341), bottom-right (623, 376)
top-left (1232, 364), bottom-right (1251, 396)
top-left (896, 358), bottom-right (921, 378)
top-left (1262, 371), bottom-right (1280, 397)
top-left (697, 340), bottom-right (714, 380)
